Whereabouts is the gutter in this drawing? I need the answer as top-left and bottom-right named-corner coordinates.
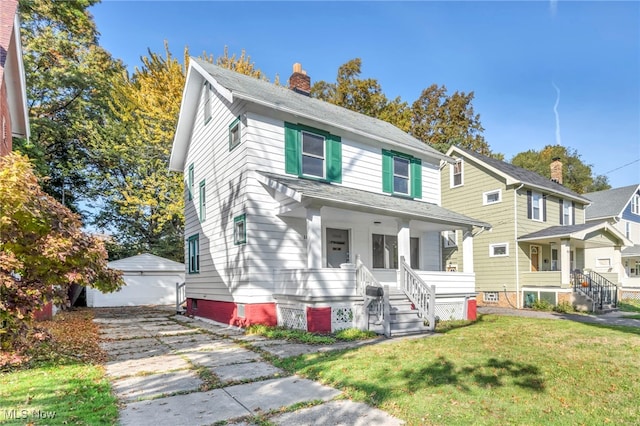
top-left (514, 183), bottom-right (524, 308)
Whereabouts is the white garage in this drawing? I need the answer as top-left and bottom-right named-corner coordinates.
top-left (87, 253), bottom-right (185, 307)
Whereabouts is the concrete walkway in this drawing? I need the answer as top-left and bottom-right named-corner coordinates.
top-left (478, 306), bottom-right (640, 328)
top-left (95, 307), bottom-right (404, 426)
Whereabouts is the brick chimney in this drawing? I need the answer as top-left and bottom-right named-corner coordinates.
top-left (288, 63), bottom-right (311, 96)
top-left (550, 157), bottom-right (563, 184)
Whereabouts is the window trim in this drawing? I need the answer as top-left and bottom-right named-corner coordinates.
top-left (483, 189), bottom-right (502, 205)
top-left (187, 164), bottom-right (194, 201)
top-left (199, 179), bottom-right (206, 222)
top-left (234, 214), bottom-right (246, 245)
top-left (301, 130), bottom-right (326, 179)
top-left (284, 122), bottom-right (342, 183)
top-left (188, 234), bottom-right (199, 274)
top-left (527, 190), bottom-right (546, 222)
top-left (372, 233), bottom-right (399, 269)
top-left (489, 243), bottom-right (509, 257)
top-left (392, 156), bottom-right (411, 196)
top-left (562, 199), bottom-right (573, 226)
top-left (483, 292), bottom-right (500, 303)
top-left (451, 160), bottom-right (463, 188)
top-left (229, 116), bottom-right (241, 151)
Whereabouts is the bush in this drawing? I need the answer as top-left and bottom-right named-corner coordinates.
top-left (553, 301), bottom-right (575, 313)
top-left (531, 299), bottom-right (553, 311)
top-left (335, 328), bottom-right (377, 341)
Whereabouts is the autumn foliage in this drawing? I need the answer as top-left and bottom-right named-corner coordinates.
top-left (0, 153), bottom-right (124, 350)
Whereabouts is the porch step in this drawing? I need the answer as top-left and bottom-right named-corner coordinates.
top-left (368, 288), bottom-right (430, 336)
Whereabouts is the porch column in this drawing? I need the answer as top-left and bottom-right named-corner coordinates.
top-left (613, 245), bottom-right (622, 283)
top-left (397, 219), bottom-right (411, 268)
top-left (306, 206), bottom-right (322, 269)
top-left (462, 229), bottom-right (474, 273)
top-left (560, 238), bottom-right (571, 286)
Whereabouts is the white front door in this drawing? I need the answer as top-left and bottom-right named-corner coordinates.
top-left (326, 228), bottom-right (349, 268)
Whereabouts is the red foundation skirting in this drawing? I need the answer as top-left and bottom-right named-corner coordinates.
top-left (187, 299), bottom-right (276, 327)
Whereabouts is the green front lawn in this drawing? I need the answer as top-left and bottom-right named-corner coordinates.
top-left (275, 315), bottom-right (640, 425)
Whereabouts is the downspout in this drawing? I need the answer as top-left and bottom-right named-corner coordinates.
top-left (514, 184), bottom-right (524, 308)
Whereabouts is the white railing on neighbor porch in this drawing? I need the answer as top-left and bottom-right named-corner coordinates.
top-left (356, 255), bottom-right (391, 337)
top-left (176, 282), bottom-right (186, 314)
top-left (399, 257), bottom-right (436, 331)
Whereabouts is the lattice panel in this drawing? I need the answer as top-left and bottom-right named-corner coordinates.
top-left (331, 306), bottom-right (354, 331)
top-left (434, 302), bottom-right (464, 321)
top-left (278, 306), bottom-right (306, 330)
top-left (620, 290), bottom-right (640, 302)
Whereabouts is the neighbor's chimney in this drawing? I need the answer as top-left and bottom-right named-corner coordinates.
top-left (550, 157), bottom-right (563, 184)
top-left (289, 63), bottom-right (311, 96)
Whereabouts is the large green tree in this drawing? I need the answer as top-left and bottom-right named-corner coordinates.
top-left (17, 0), bottom-right (123, 211)
top-left (511, 145), bottom-right (610, 194)
top-left (87, 47), bottom-right (185, 261)
top-left (311, 58), bottom-right (490, 154)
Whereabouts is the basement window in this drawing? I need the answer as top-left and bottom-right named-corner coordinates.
top-left (483, 292), bottom-right (499, 303)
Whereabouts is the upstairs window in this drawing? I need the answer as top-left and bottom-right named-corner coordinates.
top-left (284, 122), bottom-right (342, 183)
top-left (527, 190), bottom-right (546, 222)
top-left (229, 116), bottom-right (241, 151)
top-left (203, 82), bottom-right (212, 125)
top-left (561, 199), bottom-right (574, 225)
top-left (187, 164), bottom-right (194, 201)
top-left (199, 180), bottom-right (206, 222)
top-left (234, 214), bottom-right (246, 245)
top-left (483, 189), bottom-right (501, 205)
top-left (632, 194), bottom-right (640, 215)
top-left (382, 150), bottom-right (422, 198)
top-left (451, 160), bottom-right (463, 187)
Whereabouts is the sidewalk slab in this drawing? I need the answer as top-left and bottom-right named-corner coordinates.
top-left (106, 354), bottom-right (190, 378)
top-left (119, 388), bottom-right (250, 426)
top-left (183, 347), bottom-right (262, 367)
top-left (214, 361), bottom-right (284, 384)
top-left (225, 376), bottom-right (341, 413)
top-left (270, 400), bottom-right (405, 426)
top-left (112, 370), bottom-right (203, 402)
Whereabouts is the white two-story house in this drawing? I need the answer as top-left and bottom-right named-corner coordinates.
top-left (170, 60), bottom-right (490, 334)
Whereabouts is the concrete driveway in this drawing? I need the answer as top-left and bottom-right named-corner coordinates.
top-left (95, 306), bottom-right (404, 426)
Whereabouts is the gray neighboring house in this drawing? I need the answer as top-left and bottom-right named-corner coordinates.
top-left (585, 184), bottom-right (640, 289)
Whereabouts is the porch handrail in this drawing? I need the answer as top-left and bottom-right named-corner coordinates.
top-left (176, 282), bottom-right (186, 314)
top-left (572, 270), bottom-right (618, 310)
top-left (399, 256), bottom-right (436, 331)
top-left (355, 255), bottom-right (390, 337)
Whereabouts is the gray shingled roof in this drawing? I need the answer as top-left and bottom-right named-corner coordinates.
top-left (622, 244), bottom-right (640, 258)
top-left (257, 171), bottom-right (491, 229)
top-left (193, 58), bottom-right (449, 162)
top-left (518, 223), bottom-right (598, 240)
top-left (452, 146), bottom-right (590, 203)
top-left (584, 184), bottom-right (640, 220)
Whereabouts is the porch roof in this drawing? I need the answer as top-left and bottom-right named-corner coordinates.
top-left (622, 244), bottom-right (640, 258)
top-left (256, 171), bottom-right (491, 230)
top-left (518, 222), bottom-right (632, 246)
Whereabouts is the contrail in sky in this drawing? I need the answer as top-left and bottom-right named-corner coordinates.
top-left (552, 82), bottom-right (562, 146)
top-left (550, 0), bottom-right (558, 18)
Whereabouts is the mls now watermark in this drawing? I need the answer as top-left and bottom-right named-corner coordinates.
top-left (4, 409), bottom-right (57, 420)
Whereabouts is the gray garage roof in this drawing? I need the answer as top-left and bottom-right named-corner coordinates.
top-left (584, 184), bottom-right (640, 220)
top-left (192, 58), bottom-right (450, 163)
top-left (257, 171), bottom-right (491, 229)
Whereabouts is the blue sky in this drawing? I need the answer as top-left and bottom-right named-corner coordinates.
top-left (90, 1), bottom-right (640, 188)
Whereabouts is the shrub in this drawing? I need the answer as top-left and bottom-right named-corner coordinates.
top-left (335, 328), bottom-right (377, 341)
top-left (553, 301), bottom-right (575, 313)
top-left (531, 299), bottom-right (553, 311)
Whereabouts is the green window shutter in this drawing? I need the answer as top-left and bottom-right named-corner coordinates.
top-left (410, 157), bottom-right (422, 199)
top-left (382, 150), bottom-right (393, 193)
top-left (284, 122), bottom-right (300, 175)
top-left (326, 134), bottom-right (342, 183)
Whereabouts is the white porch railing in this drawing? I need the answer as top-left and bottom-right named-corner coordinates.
top-left (399, 257), bottom-right (436, 331)
top-left (176, 282), bottom-right (186, 314)
top-left (356, 255), bottom-right (390, 337)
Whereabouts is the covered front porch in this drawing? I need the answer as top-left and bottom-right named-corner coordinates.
top-left (256, 171), bottom-right (490, 334)
top-left (518, 222), bottom-right (632, 309)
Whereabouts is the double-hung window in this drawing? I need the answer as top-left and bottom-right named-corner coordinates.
top-left (527, 190), bottom-right (546, 222)
top-left (203, 82), bottom-right (212, 125)
top-left (451, 160), bottom-right (463, 187)
top-left (229, 116), bottom-right (241, 151)
top-left (187, 164), bottom-right (194, 201)
top-left (234, 214), bottom-right (246, 245)
top-left (199, 180), bottom-right (206, 222)
top-left (632, 194), bottom-right (640, 215)
top-left (188, 235), bottom-right (199, 273)
top-left (562, 199), bottom-right (573, 225)
top-left (284, 122), bottom-right (342, 182)
top-left (382, 150), bottom-right (422, 198)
